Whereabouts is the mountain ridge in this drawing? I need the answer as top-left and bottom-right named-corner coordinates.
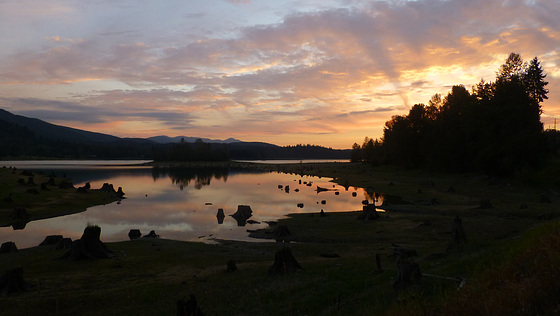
top-left (0, 108), bottom-right (350, 159)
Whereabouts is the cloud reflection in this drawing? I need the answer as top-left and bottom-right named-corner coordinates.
top-left (0, 167), bottom-right (373, 248)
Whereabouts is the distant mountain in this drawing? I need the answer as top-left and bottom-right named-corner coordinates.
top-left (0, 109), bottom-right (122, 144)
top-left (148, 136), bottom-right (242, 144)
top-left (0, 108), bottom-right (350, 160)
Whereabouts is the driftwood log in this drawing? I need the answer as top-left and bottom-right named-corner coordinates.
top-left (268, 247), bottom-right (303, 276)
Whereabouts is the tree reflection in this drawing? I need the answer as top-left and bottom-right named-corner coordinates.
top-left (151, 166), bottom-right (230, 190)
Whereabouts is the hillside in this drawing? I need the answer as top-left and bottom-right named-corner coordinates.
top-left (0, 109), bottom-right (350, 160)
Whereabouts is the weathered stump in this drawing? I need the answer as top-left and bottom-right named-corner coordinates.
top-left (393, 251), bottom-right (421, 290)
top-left (39, 235), bottom-right (64, 247)
top-left (60, 225), bottom-right (112, 260)
top-left (0, 242), bottom-right (17, 254)
top-left (357, 203), bottom-right (379, 221)
top-left (54, 238), bottom-right (73, 250)
top-left (128, 229), bottom-right (142, 240)
top-left (274, 225), bottom-right (292, 243)
top-left (452, 216), bottom-right (466, 244)
top-left (177, 294), bottom-right (205, 316)
top-left (0, 267), bottom-right (31, 296)
top-left (226, 259), bottom-right (237, 272)
top-left (9, 208), bottom-right (29, 221)
top-left (268, 247), bottom-right (303, 276)
top-left (144, 230), bottom-right (160, 238)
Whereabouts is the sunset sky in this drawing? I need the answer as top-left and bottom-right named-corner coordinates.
top-left (1, 0), bottom-right (559, 149)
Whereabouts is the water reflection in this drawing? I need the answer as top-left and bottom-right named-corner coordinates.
top-left (0, 163), bottom-right (381, 249)
top-left (151, 166), bottom-right (230, 190)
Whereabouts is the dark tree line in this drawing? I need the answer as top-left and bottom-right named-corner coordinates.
top-left (152, 138), bottom-right (229, 162)
top-left (352, 53), bottom-right (551, 175)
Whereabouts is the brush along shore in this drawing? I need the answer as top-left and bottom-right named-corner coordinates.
top-left (1, 162), bottom-right (559, 315)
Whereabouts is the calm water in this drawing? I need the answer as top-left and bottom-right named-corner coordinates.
top-left (1, 161), bottom-right (376, 249)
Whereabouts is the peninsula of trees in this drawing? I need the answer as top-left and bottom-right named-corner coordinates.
top-left (352, 53), bottom-right (557, 175)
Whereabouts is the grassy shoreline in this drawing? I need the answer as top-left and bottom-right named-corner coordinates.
top-left (1, 162), bottom-right (559, 315)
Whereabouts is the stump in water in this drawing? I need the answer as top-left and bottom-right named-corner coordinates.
top-left (0, 267), bottom-right (31, 296)
top-left (177, 294), bottom-right (205, 316)
top-left (268, 247), bottom-right (303, 276)
top-left (216, 209), bottom-right (225, 224)
top-left (60, 225), bottom-right (112, 260)
top-left (230, 205), bottom-right (253, 226)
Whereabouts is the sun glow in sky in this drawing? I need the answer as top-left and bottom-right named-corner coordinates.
top-left (1, 0), bottom-right (559, 149)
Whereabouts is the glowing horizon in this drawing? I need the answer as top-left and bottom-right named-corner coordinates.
top-left (1, 0), bottom-right (559, 149)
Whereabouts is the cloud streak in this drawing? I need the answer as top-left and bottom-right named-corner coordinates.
top-left (0, 0), bottom-right (559, 148)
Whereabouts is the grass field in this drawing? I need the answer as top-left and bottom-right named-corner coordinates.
top-left (1, 162), bottom-right (559, 315)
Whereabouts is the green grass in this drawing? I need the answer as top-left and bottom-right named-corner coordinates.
top-left (1, 162), bottom-right (559, 315)
top-left (0, 167), bottom-right (121, 227)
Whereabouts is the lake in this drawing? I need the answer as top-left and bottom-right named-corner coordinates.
top-left (0, 160), bottom-right (376, 249)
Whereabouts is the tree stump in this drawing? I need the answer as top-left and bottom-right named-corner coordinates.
top-left (268, 247), bottom-right (303, 276)
top-left (54, 238), bottom-right (73, 250)
top-left (226, 259), bottom-right (237, 272)
top-left (0, 267), bottom-right (31, 296)
top-left (0, 242), bottom-right (17, 254)
top-left (357, 203), bottom-right (379, 221)
top-left (144, 230), bottom-right (160, 238)
top-left (230, 205), bottom-right (252, 226)
top-left (216, 209), bottom-right (225, 224)
top-left (128, 229), bottom-right (142, 240)
top-left (60, 225), bottom-right (112, 260)
top-left (274, 225), bottom-right (292, 243)
top-left (39, 235), bottom-right (64, 247)
top-left (452, 216), bottom-right (466, 244)
top-left (177, 294), bottom-right (205, 316)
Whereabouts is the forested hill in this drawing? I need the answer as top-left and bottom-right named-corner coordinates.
top-left (0, 109), bottom-right (349, 160)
